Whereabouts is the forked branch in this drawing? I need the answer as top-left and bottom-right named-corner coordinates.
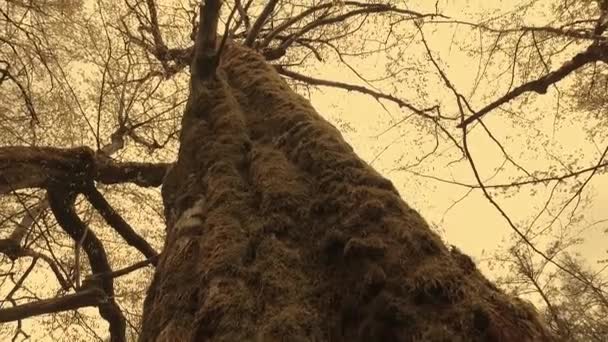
top-left (458, 42), bottom-right (608, 128)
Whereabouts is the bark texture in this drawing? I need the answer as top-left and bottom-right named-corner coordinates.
top-left (139, 42), bottom-right (556, 341)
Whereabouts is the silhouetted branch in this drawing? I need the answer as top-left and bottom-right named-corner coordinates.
top-left (259, 2), bottom-right (335, 49)
top-left (48, 186), bottom-right (126, 342)
top-left (0, 61), bottom-right (39, 124)
top-left (0, 288), bottom-right (106, 323)
top-left (429, 19), bottom-right (607, 41)
top-left (0, 146), bottom-right (169, 193)
top-left (121, 1), bottom-right (445, 75)
top-left (0, 240), bottom-right (71, 290)
top-left (275, 65), bottom-right (444, 120)
top-left (87, 256), bottom-right (158, 281)
top-left (234, 0), bottom-right (251, 33)
top-left (192, 0), bottom-right (223, 80)
top-left (462, 113), bottom-right (608, 302)
top-left (401, 160), bottom-right (608, 190)
top-left (458, 42), bottom-right (608, 128)
top-left (244, 0), bottom-right (279, 47)
top-left (95, 159), bottom-right (170, 188)
top-left (83, 186), bottom-right (158, 261)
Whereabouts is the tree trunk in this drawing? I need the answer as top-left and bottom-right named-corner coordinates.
top-left (139, 42), bottom-right (556, 342)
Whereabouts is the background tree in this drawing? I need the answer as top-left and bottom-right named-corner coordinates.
top-left (0, 0), bottom-right (605, 341)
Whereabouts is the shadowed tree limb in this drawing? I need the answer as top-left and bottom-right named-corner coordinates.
top-left (461, 106), bottom-right (608, 306)
top-left (47, 186), bottom-right (126, 342)
top-left (233, 0), bottom-right (251, 33)
top-left (244, 0), bottom-right (279, 47)
top-left (0, 61), bottom-right (39, 124)
top-left (0, 146), bottom-right (169, 194)
top-left (259, 2), bottom-right (337, 49)
top-left (122, 1), bottom-right (446, 75)
top-left (401, 159), bottom-right (608, 190)
top-left (83, 186), bottom-right (159, 262)
top-left (94, 159), bottom-right (170, 187)
top-left (413, 22), bottom-right (608, 304)
top-left (0, 288), bottom-right (107, 323)
top-left (191, 0), bottom-right (223, 80)
top-left (430, 19), bottom-right (608, 41)
top-left (87, 256), bottom-right (158, 282)
top-left (0, 241), bottom-right (71, 291)
top-left (268, 3), bottom-right (440, 58)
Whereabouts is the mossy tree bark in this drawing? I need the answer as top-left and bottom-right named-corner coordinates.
top-left (139, 42), bottom-right (556, 341)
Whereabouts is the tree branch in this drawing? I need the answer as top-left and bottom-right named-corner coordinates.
top-left (458, 42), bottom-right (608, 128)
top-left (275, 65), bottom-right (444, 120)
top-left (95, 159), bottom-right (170, 187)
top-left (47, 187), bottom-right (126, 342)
top-left (83, 186), bottom-right (158, 262)
top-left (0, 288), bottom-right (106, 323)
top-left (87, 256), bottom-right (158, 282)
top-left (234, 0), bottom-right (251, 33)
top-left (192, 0), bottom-right (223, 80)
top-left (0, 61), bottom-right (39, 124)
top-left (0, 146), bottom-right (169, 193)
top-left (244, 0), bottom-right (279, 47)
top-left (0, 241), bottom-right (71, 290)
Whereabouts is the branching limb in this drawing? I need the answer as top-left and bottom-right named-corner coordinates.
top-left (244, 0), bottom-right (279, 47)
top-left (276, 65), bottom-right (463, 152)
top-left (94, 159), bottom-right (170, 188)
top-left (192, 0), bottom-right (223, 80)
top-left (0, 288), bottom-right (106, 323)
top-left (458, 42), bottom-right (608, 128)
top-left (275, 65), bottom-right (445, 120)
top-left (87, 256), bottom-right (158, 282)
top-left (47, 186), bottom-right (126, 342)
top-left (259, 2), bottom-right (336, 49)
top-left (461, 108), bottom-right (608, 304)
top-left (233, 0), bottom-right (251, 33)
top-left (0, 241), bottom-right (71, 290)
top-left (83, 186), bottom-right (158, 261)
top-left (0, 60), bottom-right (39, 124)
top-left (264, 2), bottom-right (443, 58)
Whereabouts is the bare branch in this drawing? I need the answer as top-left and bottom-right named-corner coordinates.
top-left (244, 0), bottom-right (279, 47)
top-left (87, 256), bottom-right (158, 281)
top-left (192, 0), bottom-right (223, 80)
top-left (461, 116), bottom-right (608, 302)
top-left (268, 2), bottom-right (444, 56)
top-left (259, 2), bottom-right (335, 49)
top-left (0, 146), bottom-right (169, 193)
top-left (48, 187), bottom-right (126, 342)
top-left (458, 42), bottom-right (608, 128)
top-left (275, 65), bottom-right (444, 121)
top-left (0, 61), bottom-right (39, 124)
top-left (95, 159), bottom-right (170, 188)
top-left (0, 242), bottom-right (71, 291)
top-left (234, 0), bottom-right (251, 32)
top-left (83, 186), bottom-right (158, 261)
top-left (430, 19), bottom-right (606, 41)
top-left (0, 288), bottom-right (106, 323)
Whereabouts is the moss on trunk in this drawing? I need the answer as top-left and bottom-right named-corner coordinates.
top-left (139, 42), bottom-right (556, 342)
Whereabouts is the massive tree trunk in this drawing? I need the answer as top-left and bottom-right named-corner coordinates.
top-left (139, 42), bottom-right (556, 341)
